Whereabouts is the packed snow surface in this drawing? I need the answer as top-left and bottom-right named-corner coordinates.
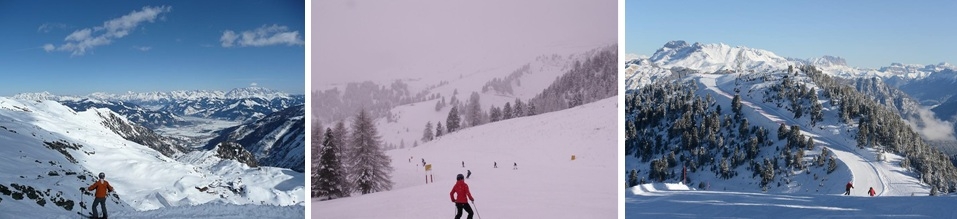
top-left (313, 97), bottom-right (617, 218)
top-left (629, 183), bottom-right (956, 218)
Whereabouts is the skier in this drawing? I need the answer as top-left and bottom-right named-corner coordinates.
top-left (467, 170), bottom-right (471, 179)
top-left (868, 187), bottom-right (876, 197)
top-left (494, 162), bottom-right (497, 168)
top-left (422, 158), bottom-right (426, 166)
top-left (462, 161), bottom-right (465, 168)
top-left (513, 162), bottom-right (518, 170)
top-left (450, 174), bottom-right (475, 219)
top-left (87, 172), bottom-right (114, 219)
top-left (844, 181), bottom-right (854, 195)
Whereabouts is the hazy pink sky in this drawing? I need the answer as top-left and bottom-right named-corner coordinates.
top-left (313, 0), bottom-right (616, 88)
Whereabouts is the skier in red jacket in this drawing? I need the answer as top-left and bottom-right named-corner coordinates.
top-left (868, 187), bottom-right (876, 196)
top-left (450, 173), bottom-right (475, 219)
top-left (845, 181), bottom-right (854, 195)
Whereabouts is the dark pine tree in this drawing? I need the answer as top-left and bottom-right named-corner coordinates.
top-left (436, 121), bottom-right (445, 137)
top-left (446, 105), bottom-right (461, 133)
top-left (350, 109), bottom-right (394, 194)
top-left (316, 128), bottom-right (349, 199)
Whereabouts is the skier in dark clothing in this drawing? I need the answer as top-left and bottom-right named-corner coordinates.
top-left (87, 172), bottom-right (114, 219)
top-left (868, 187), bottom-right (876, 196)
top-left (845, 181), bottom-right (854, 195)
top-left (513, 162), bottom-right (517, 170)
top-left (494, 162), bottom-right (497, 168)
top-left (450, 174), bottom-right (475, 219)
top-left (462, 161), bottom-right (465, 168)
top-left (467, 170), bottom-right (471, 179)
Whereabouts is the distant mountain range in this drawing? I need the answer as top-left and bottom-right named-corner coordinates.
top-left (15, 87), bottom-right (299, 104)
top-left (628, 40), bottom-right (957, 84)
top-left (18, 87), bottom-right (305, 124)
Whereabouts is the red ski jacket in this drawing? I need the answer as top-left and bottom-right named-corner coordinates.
top-left (449, 179), bottom-right (474, 203)
top-left (846, 182), bottom-right (853, 190)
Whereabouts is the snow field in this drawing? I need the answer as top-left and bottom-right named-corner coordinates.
top-left (314, 97), bottom-right (617, 218)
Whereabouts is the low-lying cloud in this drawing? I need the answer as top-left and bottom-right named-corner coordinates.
top-left (906, 107), bottom-right (957, 142)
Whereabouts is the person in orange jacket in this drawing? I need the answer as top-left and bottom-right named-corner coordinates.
top-left (87, 172), bottom-right (114, 219)
top-left (868, 187), bottom-right (876, 196)
top-left (449, 173), bottom-right (475, 219)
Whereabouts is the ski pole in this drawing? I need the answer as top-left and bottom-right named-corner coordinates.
top-left (472, 201), bottom-right (482, 219)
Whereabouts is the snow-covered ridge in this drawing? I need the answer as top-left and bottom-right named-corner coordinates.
top-left (626, 41), bottom-right (957, 90)
top-left (649, 40), bottom-right (792, 73)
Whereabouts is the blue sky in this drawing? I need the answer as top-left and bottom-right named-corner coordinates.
top-left (627, 0), bottom-right (957, 69)
top-left (0, 1), bottom-right (304, 96)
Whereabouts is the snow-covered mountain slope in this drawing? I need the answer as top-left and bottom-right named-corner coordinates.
top-left (206, 105), bottom-right (305, 172)
top-left (628, 183), bottom-right (955, 218)
top-left (314, 97), bottom-right (617, 218)
top-left (625, 69), bottom-right (938, 197)
top-left (648, 40), bottom-right (792, 73)
top-left (366, 44), bottom-right (616, 149)
top-left (695, 73), bottom-right (925, 195)
top-left (0, 98), bottom-right (303, 217)
top-left (628, 41), bottom-right (957, 151)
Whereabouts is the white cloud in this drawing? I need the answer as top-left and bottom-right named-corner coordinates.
top-left (37, 23), bottom-right (68, 33)
top-left (905, 108), bottom-right (957, 142)
top-left (250, 82), bottom-right (259, 87)
top-left (220, 24), bottom-right (303, 48)
top-left (43, 5), bottom-right (172, 56)
top-left (42, 44), bottom-right (55, 52)
top-left (133, 46), bottom-right (152, 51)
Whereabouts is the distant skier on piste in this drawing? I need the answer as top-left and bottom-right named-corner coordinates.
top-left (450, 173), bottom-right (475, 219)
top-left (845, 181), bottom-right (854, 195)
top-left (868, 187), bottom-right (876, 196)
top-left (467, 170), bottom-right (471, 179)
top-left (87, 172), bottom-right (114, 219)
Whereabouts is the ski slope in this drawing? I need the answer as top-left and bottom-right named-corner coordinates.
top-left (313, 97), bottom-right (617, 218)
top-left (695, 73), bottom-right (928, 196)
top-left (628, 183), bottom-right (955, 218)
top-left (0, 97), bottom-right (303, 217)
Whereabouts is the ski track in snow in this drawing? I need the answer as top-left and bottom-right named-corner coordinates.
top-left (698, 73), bottom-right (925, 196)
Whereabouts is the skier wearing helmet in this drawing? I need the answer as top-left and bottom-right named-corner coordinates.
top-left (87, 172), bottom-right (114, 219)
top-left (450, 173), bottom-right (475, 219)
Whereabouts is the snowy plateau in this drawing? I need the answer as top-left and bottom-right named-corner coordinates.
top-left (312, 44), bottom-right (617, 218)
top-left (626, 41), bottom-right (957, 217)
top-left (0, 87), bottom-right (305, 218)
